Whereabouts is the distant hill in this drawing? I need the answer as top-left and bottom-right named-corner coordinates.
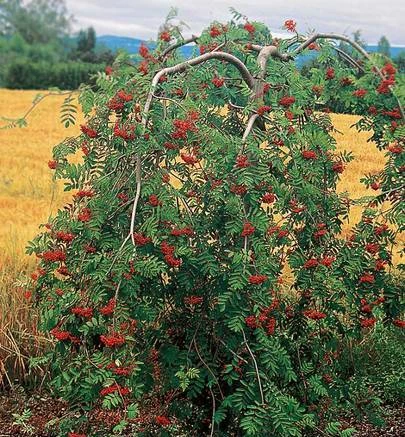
top-left (97, 35), bottom-right (404, 61)
top-left (366, 45), bottom-right (405, 58)
top-left (97, 35), bottom-right (194, 57)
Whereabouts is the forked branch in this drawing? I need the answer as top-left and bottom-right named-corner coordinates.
top-left (143, 50), bottom-right (256, 123)
top-left (128, 51), bottom-right (255, 245)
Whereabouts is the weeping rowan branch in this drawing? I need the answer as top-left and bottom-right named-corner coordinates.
top-left (1, 91), bottom-right (74, 129)
top-left (129, 156), bottom-right (142, 245)
top-left (158, 35), bottom-right (199, 60)
top-left (241, 114), bottom-right (259, 154)
top-left (292, 33), bottom-right (371, 60)
top-left (242, 329), bottom-right (265, 405)
top-left (142, 51), bottom-right (255, 123)
top-left (292, 33), bottom-right (404, 120)
top-left (242, 114), bottom-right (259, 140)
top-left (193, 338), bottom-right (224, 400)
top-left (127, 51), bottom-right (255, 245)
top-left (334, 47), bottom-right (364, 72)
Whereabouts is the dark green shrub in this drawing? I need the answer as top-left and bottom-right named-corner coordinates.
top-left (5, 60), bottom-right (105, 89)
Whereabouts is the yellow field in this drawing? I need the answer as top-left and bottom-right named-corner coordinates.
top-left (0, 89), bottom-right (84, 383)
top-left (0, 89), bottom-right (400, 383)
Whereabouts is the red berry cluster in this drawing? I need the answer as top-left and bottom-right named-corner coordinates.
top-left (388, 143), bottom-right (403, 154)
top-left (171, 226), bottom-right (194, 237)
top-left (377, 63), bottom-right (396, 94)
top-left (106, 362), bottom-right (133, 376)
top-left (303, 309), bottom-right (326, 320)
top-left (212, 77), bottom-right (225, 88)
top-left (180, 153), bottom-right (199, 166)
top-left (100, 383), bottom-right (130, 397)
top-left (320, 256), bottom-right (335, 267)
top-left (359, 273), bottom-right (375, 284)
top-left (284, 19), bottom-right (296, 32)
top-left (308, 42), bottom-right (319, 50)
top-left (210, 26), bottom-right (222, 38)
top-left (374, 224), bottom-right (388, 236)
top-left (236, 154), bottom-right (250, 168)
top-left (279, 96), bottom-right (295, 107)
top-left (80, 124), bottom-right (98, 138)
top-left (230, 184), bottom-right (247, 195)
top-left (303, 258), bottom-right (318, 269)
top-left (245, 300), bottom-right (279, 334)
top-left (248, 274), bottom-right (268, 285)
top-left (171, 116), bottom-right (198, 139)
top-left (48, 160), bottom-right (58, 169)
top-left (353, 89), bottom-right (367, 98)
top-left (302, 150), bottom-right (317, 160)
top-left (56, 231), bottom-right (75, 243)
top-left (75, 189), bottom-right (95, 199)
top-left (313, 223), bottom-right (328, 239)
top-left (161, 241), bottom-right (182, 267)
top-left (100, 333), bottom-right (126, 347)
top-left (155, 416), bottom-right (171, 426)
top-left (160, 31), bottom-right (171, 42)
top-left (312, 85), bottom-right (323, 96)
top-left (257, 105), bottom-right (271, 116)
top-left (50, 327), bottom-right (79, 343)
top-left (117, 192), bottom-right (129, 203)
top-left (41, 249), bottom-right (66, 263)
top-left (84, 244), bottom-right (96, 253)
top-left (340, 77), bottom-right (353, 86)
top-left (114, 121), bottom-right (135, 140)
top-left (244, 22), bottom-right (255, 34)
top-left (268, 226), bottom-right (288, 239)
top-left (325, 67), bottom-right (335, 80)
top-left (184, 296), bottom-right (203, 305)
top-left (100, 298), bottom-right (116, 316)
top-left (78, 208), bottom-right (92, 222)
top-left (365, 242), bottom-right (380, 254)
top-left (148, 194), bottom-right (162, 207)
top-left (133, 232), bottom-right (151, 246)
top-left (71, 306), bottom-right (93, 318)
top-left (107, 90), bottom-right (133, 112)
top-left (241, 222), bottom-right (255, 237)
top-left (332, 161), bottom-right (344, 173)
top-left (393, 319), bottom-right (405, 328)
top-left (199, 43), bottom-right (219, 54)
top-left (360, 317), bottom-right (376, 328)
top-left (261, 192), bottom-right (275, 204)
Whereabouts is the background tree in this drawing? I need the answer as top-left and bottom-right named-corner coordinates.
top-left (70, 26), bottom-right (114, 64)
top-left (377, 35), bottom-right (391, 57)
top-left (394, 51), bottom-right (405, 73)
top-left (352, 29), bottom-right (367, 48)
top-left (0, 0), bottom-right (73, 44)
top-left (77, 27), bottom-right (96, 54)
top-left (0, 1), bottom-right (112, 88)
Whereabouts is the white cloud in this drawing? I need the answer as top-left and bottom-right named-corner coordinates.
top-left (65, 0), bottom-right (405, 45)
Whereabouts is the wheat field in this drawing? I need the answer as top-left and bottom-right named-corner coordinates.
top-left (0, 88), bottom-right (401, 383)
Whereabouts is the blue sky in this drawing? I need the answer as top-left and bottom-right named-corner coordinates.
top-left (65, 0), bottom-right (404, 45)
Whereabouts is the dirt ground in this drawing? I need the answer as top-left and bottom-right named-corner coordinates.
top-left (0, 389), bottom-right (404, 436)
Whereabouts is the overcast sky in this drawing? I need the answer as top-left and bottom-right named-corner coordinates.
top-left (65, 0), bottom-right (405, 46)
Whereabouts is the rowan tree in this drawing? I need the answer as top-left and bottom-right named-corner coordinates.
top-left (27, 12), bottom-right (404, 436)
